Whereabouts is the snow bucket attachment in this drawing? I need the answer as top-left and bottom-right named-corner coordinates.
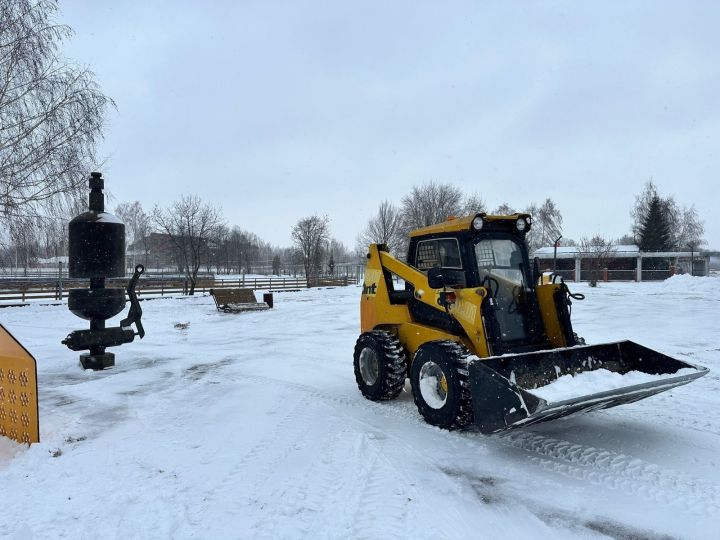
top-left (468, 341), bottom-right (708, 434)
top-left (0, 324), bottom-right (39, 444)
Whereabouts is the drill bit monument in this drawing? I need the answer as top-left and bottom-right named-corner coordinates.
top-left (61, 172), bottom-right (146, 370)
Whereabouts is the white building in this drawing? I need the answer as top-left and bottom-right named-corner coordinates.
top-left (532, 244), bottom-right (717, 282)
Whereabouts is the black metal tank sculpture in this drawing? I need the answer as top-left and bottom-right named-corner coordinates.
top-left (61, 172), bottom-right (146, 370)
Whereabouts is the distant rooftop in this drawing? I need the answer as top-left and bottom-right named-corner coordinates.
top-left (533, 244), bottom-right (719, 259)
top-left (533, 245), bottom-right (639, 257)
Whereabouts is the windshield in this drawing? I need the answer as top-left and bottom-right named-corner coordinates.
top-left (475, 238), bottom-right (526, 285)
top-left (474, 238), bottom-right (530, 343)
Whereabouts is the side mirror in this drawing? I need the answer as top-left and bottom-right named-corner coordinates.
top-left (533, 257), bottom-right (541, 285)
top-left (427, 267), bottom-right (446, 289)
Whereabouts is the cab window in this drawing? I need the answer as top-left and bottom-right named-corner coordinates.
top-left (415, 238), bottom-right (462, 270)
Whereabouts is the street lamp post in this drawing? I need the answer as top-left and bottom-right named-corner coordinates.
top-left (553, 235), bottom-right (562, 274)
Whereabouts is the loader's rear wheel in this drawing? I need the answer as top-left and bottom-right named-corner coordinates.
top-left (353, 331), bottom-right (407, 401)
top-left (410, 341), bottom-right (474, 430)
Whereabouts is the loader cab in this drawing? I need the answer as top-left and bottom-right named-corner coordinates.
top-left (407, 214), bottom-right (547, 355)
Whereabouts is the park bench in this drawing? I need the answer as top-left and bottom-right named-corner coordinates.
top-left (209, 288), bottom-right (271, 313)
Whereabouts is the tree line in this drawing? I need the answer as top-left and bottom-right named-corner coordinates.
top-left (115, 197), bottom-right (352, 294)
top-left (357, 181), bottom-right (566, 257)
top-left (630, 181), bottom-right (705, 253)
top-left (356, 180), bottom-right (707, 262)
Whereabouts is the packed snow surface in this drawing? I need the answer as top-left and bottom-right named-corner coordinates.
top-left (532, 367), bottom-right (699, 402)
top-left (0, 277), bottom-right (719, 539)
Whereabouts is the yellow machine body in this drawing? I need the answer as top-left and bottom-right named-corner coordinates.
top-left (0, 324), bottom-right (39, 444)
top-left (361, 236), bottom-right (569, 359)
top-left (355, 213), bottom-right (708, 434)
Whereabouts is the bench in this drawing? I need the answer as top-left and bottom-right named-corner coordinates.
top-left (209, 288), bottom-right (271, 313)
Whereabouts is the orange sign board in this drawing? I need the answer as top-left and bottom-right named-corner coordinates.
top-left (0, 324), bottom-right (39, 444)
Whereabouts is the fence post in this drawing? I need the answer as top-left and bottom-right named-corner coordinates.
top-left (58, 261), bottom-right (64, 300)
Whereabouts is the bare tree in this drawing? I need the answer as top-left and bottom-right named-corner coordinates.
top-left (281, 246), bottom-right (302, 277)
top-left (579, 235), bottom-right (614, 287)
top-left (1, 0), bottom-right (114, 220)
top-left (616, 234), bottom-right (636, 246)
top-left (224, 227), bottom-right (261, 274)
top-left (357, 200), bottom-right (404, 255)
top-left (153, 195), bottom-right (223, 294)
top-left (115, 201), bottom-right (151, 268)
top-left (462, 192), bottom-right (487, 215)
top-left (328, 237), bottom-right (352, 276)
top-left (209, 224), bottom-right (230, 273)
top-left (492, 202), bottom-right (516, 215)
top-left (328, 238), bottom-right (350, 261)
top-left (676, 205), bottom-right (705, 275)
top-left (7, 213), bottom-right (38, 274)
top-left (400, 181), bottom-right (463, 231)
top-left (526, 198), bottom-right (563, 252)
top-left (676, 205), bottom-right (705, 250)
top-left (291, 215), bottom-right (329, 286)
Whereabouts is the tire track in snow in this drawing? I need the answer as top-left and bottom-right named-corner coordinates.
top-left (199, 393), bottom-right (315, 512)
top-left (494, 431), bottom-right (720, 518)
top-left (294, 428), bottom-right (361, 538)
top-left (348, 435), bottom-right (412, 540)
top-left (603, 400), bottom-right (720, 437)
top-left (235, 374), bottom-right (486, 537)
top-left (237, 372), bottom-right (720, 520)
top-left (245, 419), bottom-right (349, 539)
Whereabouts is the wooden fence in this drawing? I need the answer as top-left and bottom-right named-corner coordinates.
top-left (0, 275), bottom-right (354, 304)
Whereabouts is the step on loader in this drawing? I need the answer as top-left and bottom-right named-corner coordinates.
top-left (353, 213), bottom-right (708, 433)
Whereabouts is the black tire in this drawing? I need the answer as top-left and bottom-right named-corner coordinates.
top-left (353, 330), bottom-right (407, 401)
top-left (410, 341), bottom-right (474, 429)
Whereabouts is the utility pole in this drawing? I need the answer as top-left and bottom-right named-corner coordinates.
top-left (689, 243), bottom-right (695, 276)
top-left (553, 235), bottom-right (562, 274)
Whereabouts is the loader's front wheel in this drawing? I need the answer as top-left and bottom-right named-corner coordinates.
top-left (410, 341), bottom-right (474, 430)
top-left (353, 331), bottom-right (407, 401)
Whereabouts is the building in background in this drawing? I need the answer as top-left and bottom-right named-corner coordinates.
top-left (533, 244), bottom-right (719, 282)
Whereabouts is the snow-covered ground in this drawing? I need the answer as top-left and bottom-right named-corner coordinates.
top-left (1, 276), bottom-right (719, 539)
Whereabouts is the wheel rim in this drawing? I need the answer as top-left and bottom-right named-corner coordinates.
top-left (419, 360), bottom-right (448, 409)
top-left (359, 347), bottom-right (379, 386)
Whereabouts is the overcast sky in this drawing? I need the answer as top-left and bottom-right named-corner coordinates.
top-left (59, 1), bottom-right (720, 250)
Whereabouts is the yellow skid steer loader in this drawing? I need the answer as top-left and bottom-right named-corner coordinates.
top-left (353, 213), bottom-right (708, 433)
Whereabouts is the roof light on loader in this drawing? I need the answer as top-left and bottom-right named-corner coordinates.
top-left (354, 213), bottom-right (709, 433)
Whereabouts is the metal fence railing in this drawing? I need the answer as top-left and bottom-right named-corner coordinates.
top-left (580, 269), bottom-right (638, 282)
top-left (0, 275), bottom-right (354, 304)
